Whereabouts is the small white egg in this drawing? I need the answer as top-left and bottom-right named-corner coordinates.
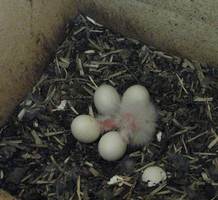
top-left (94, 84), bottom-right (120, 115)
top-left (142, 166), bottom-right (167, 187)
top-left (122, 85), bottom-right (150, 105)
top-left (98, 131), bottom-right (127, 161)
top-left (71, 115), bottom-right (100, 143)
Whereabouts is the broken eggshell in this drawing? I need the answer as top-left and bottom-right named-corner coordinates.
top-left (142, 166), bottom-right (167, 187)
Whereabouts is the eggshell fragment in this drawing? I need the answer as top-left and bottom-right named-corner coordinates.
top-left (107, 175), bottom-right (124, 185)
top-left (98, 131), bottom-right (127, 161)
top-left (71, 115), bottom-right (100, 143)
top-left (94, 84), bottom-right (120, 115)
top-left (142, 166), bottom-right (167, 187)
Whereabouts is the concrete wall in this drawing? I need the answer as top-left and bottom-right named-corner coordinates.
top-left (78, 0), bottom-right (218, 66)
top-left (0, 0), bottom-right (78, 126)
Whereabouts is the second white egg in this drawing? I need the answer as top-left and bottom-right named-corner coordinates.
top-left (94, 84), bottom-right (120, 115)
top-left (98, 131), bottom-right (127, 161)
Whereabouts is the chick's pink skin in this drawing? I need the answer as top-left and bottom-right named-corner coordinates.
top-left (97, 112), bottom-right (139, 143)
top-left (119, 112), bottom-right (140, 143)
top-left (122, 112), bottom-right (139, 131)
top-left (98, 118), bottom-right (118, 132)
top-left (97, 113), bottom-right (139, 135)
top-left (119, 100), bottom-right (157, 146)
top-left (96, 98), bottom-right (157, 146)
top-left (97, 115), bottom-right (119, 133)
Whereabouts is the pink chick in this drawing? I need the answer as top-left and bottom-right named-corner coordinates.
top-left (96, 115), bottom-right (119, 133)
top-left (119, 85), bottom-right (157, 146)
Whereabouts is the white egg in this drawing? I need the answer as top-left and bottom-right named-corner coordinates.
top-left (71, 115), bottom-right (100, 143)
top-left (98, 131), bottom-right (127, 161)
top-left (142, 166), bottom-right (167, 187)
top-left (122, 85), bottom-right (150, 105)
top-left (94, 84), bottom-right (120, 115)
